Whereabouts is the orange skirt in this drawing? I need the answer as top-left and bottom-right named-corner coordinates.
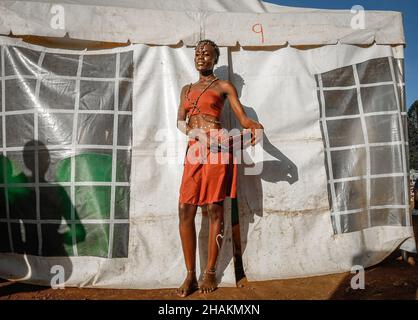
top-left (179, 132), bottom-right (237, 206)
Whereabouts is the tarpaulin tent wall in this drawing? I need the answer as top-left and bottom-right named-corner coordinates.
top-left (0, 0), bottom-right (415, 288)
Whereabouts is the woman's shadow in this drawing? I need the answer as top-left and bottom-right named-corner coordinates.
top-left (0, 140), bottom-right (85, 296)
top-left (196, 66), bottom-right (299, 284)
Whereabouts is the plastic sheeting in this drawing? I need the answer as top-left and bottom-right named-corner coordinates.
top-left (0, 37), bottom-right (135, 285)
top-left (0, 0), bottom-right (405, 46)
top-left (0, 35), bottom-right (415, 288)
top-left (317, 57), bottom-right (409, 234)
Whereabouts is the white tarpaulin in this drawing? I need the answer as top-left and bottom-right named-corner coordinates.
top-left (0, 0), bottom-right (415, 288)
top-left (0, 0), bottom-right (405, 46)
top-left (233, 43), bottom-right (415, 280)
top-left (0, 36), bottom-right (238, 288)
top-left (0, 35), bottom-right (415, 288)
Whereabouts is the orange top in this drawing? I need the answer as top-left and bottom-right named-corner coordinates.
top-left (184, 88), bottom-right (224, 119)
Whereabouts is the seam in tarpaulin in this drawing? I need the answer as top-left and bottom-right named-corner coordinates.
top-left (331, 205), bottom-right (410, 217)
top-left (353, 64), bottom-right (372, 228)
top-left (107, 51), bottom-right (121, 259)
top-left (70, 52), bottom-right (84, 257)
top-left (330, 173), bottom-right (406, 184)
top-left (327, 140), bottom-right (408, 152)
top-left (318, 73), bottom-right (340, 234)
top-left (34, 51), bottom-right (45, 256)
top-left (388, 57), bottom-right (410, 227)
top-left (0, 45), bottom-right (14, 253)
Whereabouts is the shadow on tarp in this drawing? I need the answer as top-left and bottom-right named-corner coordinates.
top-left (207, 66), bottom-right (299, 283)
top-left (0, 140), bottom-right (86, 293)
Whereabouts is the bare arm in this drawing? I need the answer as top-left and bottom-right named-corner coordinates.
top-left (177, 85), bottom-right (193, 136)
top-left (222, 80), bottom-right (263, 143)
top-left (222, 80), bottom-right (263, 129)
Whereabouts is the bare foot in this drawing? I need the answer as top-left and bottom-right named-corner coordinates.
top-left (177, 273), bottom-right (198, 298)
top-left (199, 270), bottom-right (217, 293)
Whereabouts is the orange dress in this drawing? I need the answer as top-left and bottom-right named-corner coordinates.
top-left (179, 88), bottom-right (237, 206)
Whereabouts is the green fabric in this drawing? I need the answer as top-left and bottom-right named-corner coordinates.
top-left (0, 156), bottom-right (31, 203)
top-left (56, 153), bottom-right (113, 256)
top-left (0, 153), bottom-right (115, 257)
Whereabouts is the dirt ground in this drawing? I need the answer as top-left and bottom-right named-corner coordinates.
top-left (1, 216), bottom-right (417, 300)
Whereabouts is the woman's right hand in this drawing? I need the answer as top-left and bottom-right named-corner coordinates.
top-left (248, 121), bottom-right (264, 145)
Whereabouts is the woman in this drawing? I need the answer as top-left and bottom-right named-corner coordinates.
top-left (176, 39), bottom-right (263, 297)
